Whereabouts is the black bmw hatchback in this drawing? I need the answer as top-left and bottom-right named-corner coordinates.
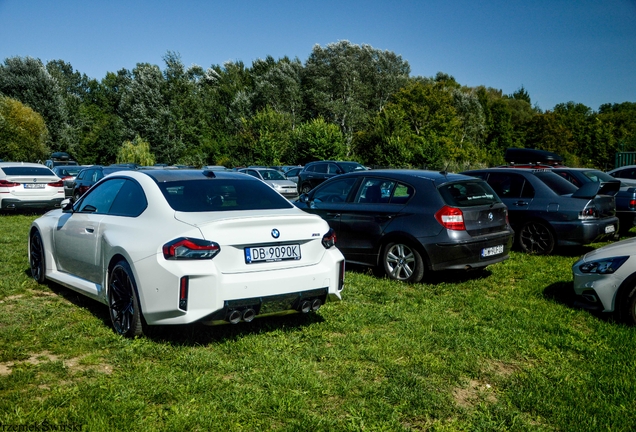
top-left (294, 169), bottom-right (514, 282)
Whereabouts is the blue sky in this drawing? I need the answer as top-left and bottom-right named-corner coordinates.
top-left (1, 0), bottom-right (635, 111)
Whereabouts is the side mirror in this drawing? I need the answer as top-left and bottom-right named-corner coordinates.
top-left (61, 199), bottom-right (74, 213)
top-left (299, 193), bottom-right (310, 203)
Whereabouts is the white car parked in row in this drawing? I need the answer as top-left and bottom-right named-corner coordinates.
top-left (29, 169), bottom-right (345, 337)
top-left (572, 237), bottom-right (636, 323)
top-left (0, 162), bottom-right (65, 211)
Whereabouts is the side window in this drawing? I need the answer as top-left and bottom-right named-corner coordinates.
top-left (487, 173), bottom-right (529, 199)
top-left (77, 178), bottom-right (126, 214)
top-left (312, 178), bottom-right (358, 203)
top-left (314, 163), bottom-right (328, 174)
top-left (246, 170), bottom-right (259, 178)
top-left (390, 183), bottom-right (414, 204)
top-left (354, 178), bottom-right (395, 204)
top-left (328, 164), bottom-right (341, 174)
top-left (108, 179), bottom-right (147, 217)
top-left (76, 170), bottom-right (86, 180)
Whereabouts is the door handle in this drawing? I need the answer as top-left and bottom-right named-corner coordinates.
top-left (514, 201), bottom-right (528, 206)
top-left (326, 213), bottom-right (341, 217)
top-left (85, 227), bottom-right (94, 233)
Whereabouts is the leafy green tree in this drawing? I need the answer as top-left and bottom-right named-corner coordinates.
top-left (0, 56), bottom-right (70, 152)
top-left (303, 41), bottom-right (410, 153)
top-left (0, 96), bottom-right (49, 161)
top-left (293, 117), bottom-right (346, 164)
top-left (234, 107), bottom-right (293, 165)
top-left (117, 135), bottom-right (155, 165)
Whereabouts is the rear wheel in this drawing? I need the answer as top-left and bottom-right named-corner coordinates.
top-left (624, 283), bottom-right (636, 325)
top-left (108, 261), bottom-right (144, 338)
top-left (300, 183), bottom-right (312, 194)
top-left (29, 231), bottom-right (46, 284)
top-left (381, 242), bottom-right (425, 283)
top-left (518, 221), bottom-right (555, 255)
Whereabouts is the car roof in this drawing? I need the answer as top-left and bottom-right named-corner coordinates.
top-left (334, 168), bottom-right (481, 185)
top-left (132, 169), bottom-right (258, 183)
top-left (608, 165), bottom-right (636, 172)
top-left (0, 162), bottom-right (49, 168)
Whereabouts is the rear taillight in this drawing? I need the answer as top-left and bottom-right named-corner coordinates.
top-left (435, 205), bottom-right (466, 230)
top-left (338, 260), bottom-right (345, 291)
top-left (0, 179), bottom-right (20, 187)
top-left (579, 206), bottom-right (599, 220)
top-left (630, 199), bottom-right (636, 210)
top-left (163, 237), bottom-right (221, 260)
top-left (48, 180), bottom-right (64, 187)
top-left (322, 228), bottom-right (337, 249)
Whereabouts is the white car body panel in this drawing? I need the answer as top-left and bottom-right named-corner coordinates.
top-left (572, 237), bottom-right (636, 312)
top-left (30, 170), bottom-right (344, 329)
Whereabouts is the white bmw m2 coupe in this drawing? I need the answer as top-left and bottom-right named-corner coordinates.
top-left (29, 169), bottom-right (345, 337)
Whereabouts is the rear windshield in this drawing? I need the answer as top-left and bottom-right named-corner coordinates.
top-left (581, 170), bottom-right (616, 183)
top-left (1, 166), bottom-right (54, 176)
top-left (534, 172), bottom-right (578, 195)
top-left (158, 178), bottom-right (294, 212)
top-left (438, 181), bottom-right (501, 207)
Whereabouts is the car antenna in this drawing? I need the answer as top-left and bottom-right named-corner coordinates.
top-left (439, 163), bottom-right (450, 177)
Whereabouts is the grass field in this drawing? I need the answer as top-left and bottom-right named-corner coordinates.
top-left (1, 213), bottom-right (635, 431)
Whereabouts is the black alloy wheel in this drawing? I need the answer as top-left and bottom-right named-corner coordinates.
top-left (625, 283), bottom-right (636, 325)
top-left (518, 221), bottom-right (555, 255)
top-left (382, 242), bottom-right (425, 283)
top-left (300, 183), bottom-right (312, 194)
top-left (29, 231), bottom-right (46, 284)
top-left (108, 261), bottom-right (144, 338)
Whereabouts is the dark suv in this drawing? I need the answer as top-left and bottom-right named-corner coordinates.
top-left (72, 165), bottom-right (137, 200)
top-left (462, 168), bottom-right (619, 254)
top-left (297, 161), bottom-right (366, 194)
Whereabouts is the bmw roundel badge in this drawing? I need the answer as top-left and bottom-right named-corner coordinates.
top-left (271, 229), bottom-right (280, 239)
top-left (488, 212), bottom-right (494, 221)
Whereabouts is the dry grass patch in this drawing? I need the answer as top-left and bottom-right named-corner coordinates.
top-left (0, 350), bottom-right (112, 376)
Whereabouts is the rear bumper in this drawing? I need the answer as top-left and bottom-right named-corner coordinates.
top-left (1, 197), bottom-right (64, 210)
top-left (552, 217), bottom-right (619, 246)
top-left (425, 231), bottom-right (514, 271)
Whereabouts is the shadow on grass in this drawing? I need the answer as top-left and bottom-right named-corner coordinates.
top-left (543, 280), bottom-right (616, 324)
top-left (345, 262), bottom-right (494, 285)
top-left (34, 272), bottom-right (324, 346)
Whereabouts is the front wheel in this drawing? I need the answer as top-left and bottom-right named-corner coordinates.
top-left (29, 231), bottom-right (46, 284)
top-left (108, 261), bottom-right (144, 338)
top-left (300, 183), bottom-right (312, 194)
top-left (518, 221), bottom-right (555, 255)
top-left (381, 242), bottom-right (425, 283)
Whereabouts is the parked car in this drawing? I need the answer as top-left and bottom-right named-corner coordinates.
top-left (552, 167), bottom-right (636, 233)
top-left (297, 161), bottom-right (367, 194)
top-left (0, 162), bottom-right (65, 211)
top-left (461, 168), bottom-right (619, 254)
top-left (238, 168), bottom-right (299, 200)
top-left (502, 147), bottom-right (565, 168)
top-left (607, 165), bottom-right (636, 187)
top-left (45, 151), bottom-right (78, 170)
top-left (294, 169), bottom-right (514, 282)
top-left (72, 165), bottom-right (137, 200)
top-left (572, 237), bottom-right (636, 324)
top-left (28, 169), bottom-right (345, 337)
top-left (52, 165), bottom-right (87, 198)
top-left (284, 166), bottom-right (303, 184)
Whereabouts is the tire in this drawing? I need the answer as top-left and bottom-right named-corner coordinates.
top-left (381, 242), bottom-right (425, 283)
top-left (108, 260), bottom-right (144, 338)
top-left (300, 183), bottom-right (312, 194)
top-left (624, 282), bottom-right (636, 325)
top-left (29, 231), bottom-right (46, 284)
top-left (73, 191), bottom-right (81, 202)
top-left (518, 221), bottom-right (555, 255)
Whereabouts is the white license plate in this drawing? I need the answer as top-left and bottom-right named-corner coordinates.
top-left (23, 183), bottom-right (45, 189)
top-left (481, 245), bottom-right (504, 258)
top-left (245, 244), bottom-right (301, 263)
top-left (605, 225), bottom-right (615, 234)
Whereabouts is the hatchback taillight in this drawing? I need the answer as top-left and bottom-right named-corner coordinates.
top-left (322, 228), bottom-right (337, 249)
top-left (0, 179), bottom-right (20, 187)
top-left (630, 199), bottom-right (636, 210)
top-left (163, 237), bottom-right (221, 260)
top-left (435, 205), bottom-right (466, 230)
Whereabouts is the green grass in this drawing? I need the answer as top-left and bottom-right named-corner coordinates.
top-left (1, 213), bottom-right (635, 431)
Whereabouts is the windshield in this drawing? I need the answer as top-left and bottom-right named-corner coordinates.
top-left (339, 162), bottom-right (366, 173)
top-left (55, 167), bottom-right (83, 176)
top-left (2, 166), bottom-right (55, 176)
top-left (581, 170), bottom-right (616, 183)
top-left (535, 172), bottom-right (578, 195)
top-left (260, 169), bottom-right (285, 180)
top-left (438, 181), bottom-right (501, 207)
top-left (159, 178), bottom-right (293, 212)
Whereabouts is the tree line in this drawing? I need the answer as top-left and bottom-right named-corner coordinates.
top-left (1, 41), bottom-right (635, 170)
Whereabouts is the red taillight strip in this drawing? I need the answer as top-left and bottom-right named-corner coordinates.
top-left (434, 205), bottom-right (466, 230)
top-left (0, 180), bottom-right (20, 187)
